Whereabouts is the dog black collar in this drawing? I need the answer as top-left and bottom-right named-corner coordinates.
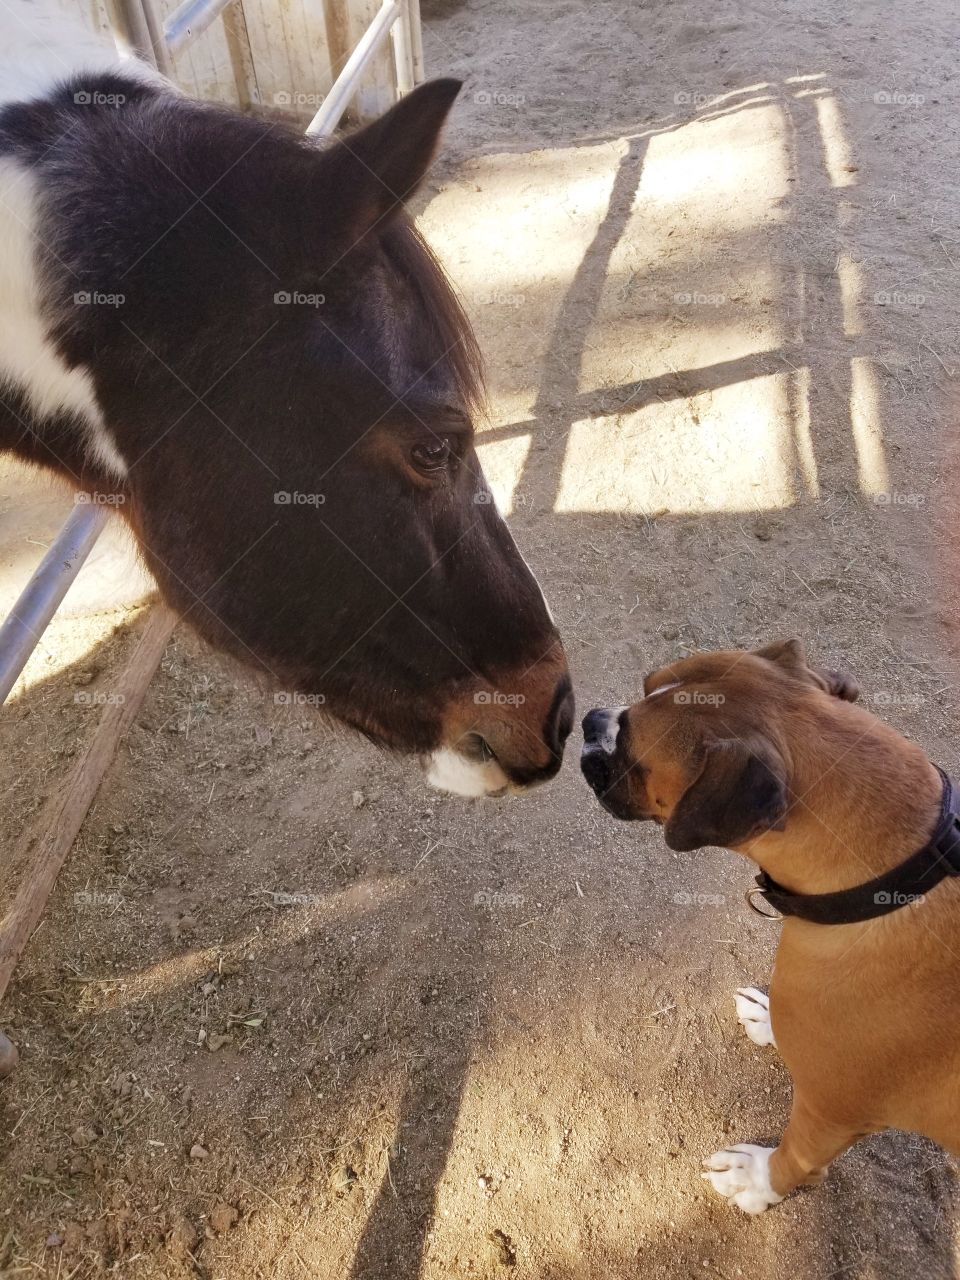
top-left (747, 767), bottom-right (960, 924)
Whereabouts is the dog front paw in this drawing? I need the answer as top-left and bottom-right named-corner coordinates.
top-left (735, 987), bottom-right (776, 1047)
top-left (702, 1144), bottom-right (783, 1214)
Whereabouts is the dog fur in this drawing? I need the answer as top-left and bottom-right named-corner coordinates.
top-left (581, 639), bottom-right (960, 1211)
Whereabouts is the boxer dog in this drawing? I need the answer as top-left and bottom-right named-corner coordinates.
top-left (580, 639), bottom-right (960, 1212)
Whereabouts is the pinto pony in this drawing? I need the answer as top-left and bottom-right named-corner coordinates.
top-left (0, 0), bottom-right (572, 795)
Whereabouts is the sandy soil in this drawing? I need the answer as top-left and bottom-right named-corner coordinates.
top-left (3, 0), bottom-right (960, 1276)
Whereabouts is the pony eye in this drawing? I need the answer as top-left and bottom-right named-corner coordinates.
top-left (411, 438), bottom-right (452, 473)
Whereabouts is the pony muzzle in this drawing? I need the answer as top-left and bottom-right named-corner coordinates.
top-left (424, 663), bottom-right (574, 797)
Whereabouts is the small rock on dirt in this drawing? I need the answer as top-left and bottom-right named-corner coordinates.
top-left (0, 1032), bottom-right (19, 1078)
top-left (489, 1229), bottom-right (517, 1267)
top-left (210, 1202), bottom-right (239, 1233)
top-left (330, 1163), bottom-right (359, 1195)
top-left (167, 1217), bottom-right (199, 1257)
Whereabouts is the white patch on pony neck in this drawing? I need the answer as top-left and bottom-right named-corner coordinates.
top-left (422, 748), bottom-right (510, 798)
top-left (0, 161), bottom-right (127, 478)
top-left (0, 0), bottom-right (165, 481)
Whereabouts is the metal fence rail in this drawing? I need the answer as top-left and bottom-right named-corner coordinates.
top-left (0, 0), bottom-right (422, 705)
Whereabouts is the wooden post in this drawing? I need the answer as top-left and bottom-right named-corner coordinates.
top-left (0, 605), bottom-right (178, 1063)
top-left (223, 0), bottom-right (261, 110)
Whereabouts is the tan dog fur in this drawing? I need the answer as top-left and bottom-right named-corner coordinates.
top-left (582, 639), bottom-right (960, 1211)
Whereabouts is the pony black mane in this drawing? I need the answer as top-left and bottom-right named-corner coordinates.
top-left (0, 71), bottom-right (483, 424)
top-left (380, 220), bottom-right (484, 417)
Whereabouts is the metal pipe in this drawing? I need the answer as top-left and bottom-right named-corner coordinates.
top-left (407, 0), bottom-right (424, 84)
top-left (0, 505), bottom-right (110, 705)
top-left (139, 0), bottom-right (176, 75)
top-left (164, 0), bottom-right (238, 60)
top-left (306, 0), bottom-right (402, 137)
top-left (391, 0), bottom-right (414, 97)
top-left (109, 0), bottom-right (174, 75)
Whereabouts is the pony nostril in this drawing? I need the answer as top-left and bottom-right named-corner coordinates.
top-left (546, 679), bottom-right (575, 757)
top-left (461, 731), bottom-right (497, 765)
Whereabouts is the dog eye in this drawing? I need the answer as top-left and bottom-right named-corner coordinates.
top-left (411, 438), bottom-right (452, 473)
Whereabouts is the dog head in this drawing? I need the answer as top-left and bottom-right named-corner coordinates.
top-left (580, 639), bottom-right (859, 851)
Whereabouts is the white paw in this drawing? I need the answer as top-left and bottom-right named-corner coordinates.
top-left (703, 1144), bottom-right (783, 1214)
top-left (735, 987), bottom-right (776, 1047)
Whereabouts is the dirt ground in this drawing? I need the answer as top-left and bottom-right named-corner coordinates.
top-left (3, 0), bottom-right (960, 1276)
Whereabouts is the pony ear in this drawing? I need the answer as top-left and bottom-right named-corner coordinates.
top-left (321, 78), bottom-right (462, 240)
top-left (664, 736), bottom-right (788, 852)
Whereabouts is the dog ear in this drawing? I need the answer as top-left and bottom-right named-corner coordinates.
top-left (812, 668), bottom-right (859, 702)
top-left (753, 637), bottom-right (807, 670)
top-left (642, 667), bottom-right (680, 697)
top-left (664, 736), bottom-right (788, 852)
top-left (754, 638), bottom-right (859, 703)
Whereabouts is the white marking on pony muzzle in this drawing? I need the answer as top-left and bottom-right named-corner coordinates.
top-left (422, 748), bottom-right (510, 798)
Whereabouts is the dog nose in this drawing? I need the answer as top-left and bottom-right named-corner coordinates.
top-left (580, 743), bottom-right (611, 794)
top-left (582, 706), bottom-right (623, 754)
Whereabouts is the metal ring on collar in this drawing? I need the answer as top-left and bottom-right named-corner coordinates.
top-left (746, 885), bottom-right (783, 920)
